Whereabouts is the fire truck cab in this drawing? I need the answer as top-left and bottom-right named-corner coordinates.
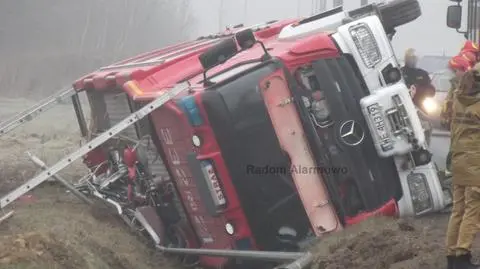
top-left (69, 2), bottom-right (450, 268)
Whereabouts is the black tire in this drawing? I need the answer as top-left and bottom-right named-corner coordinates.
top-left (378, 0), bottom-right (421, 31)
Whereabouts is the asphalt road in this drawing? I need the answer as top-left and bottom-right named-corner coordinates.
top-left (430, 131), bottom-right (450, 171)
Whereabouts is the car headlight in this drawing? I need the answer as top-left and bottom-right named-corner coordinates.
top-left (349, 23), bottom-right (381, 68)
top-left (422, 97), bottom-right (438, 114)
top-left (225, 223), bottom-right (235, 235)
top-left (407, 173), bottom-right (433, 215)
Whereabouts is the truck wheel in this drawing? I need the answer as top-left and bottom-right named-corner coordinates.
top-left (378, 0), bottom-right (421, 31)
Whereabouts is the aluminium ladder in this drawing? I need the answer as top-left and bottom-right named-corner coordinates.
top-left (0, 87), bottom-right (77, 137)
top-left (0, 82), bottom-right (189, 209)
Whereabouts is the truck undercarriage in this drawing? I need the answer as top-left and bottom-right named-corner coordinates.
top-left (0, 1), bottom-right (452, 268)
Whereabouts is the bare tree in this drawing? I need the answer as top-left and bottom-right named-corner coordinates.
top-left (320, 0), bottom-right (327, 12)
top-left (0, 0), bottom-right (193, 98)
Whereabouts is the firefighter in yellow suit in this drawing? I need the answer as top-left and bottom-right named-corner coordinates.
top-left (445, 62), bottom-right (480, 269)
top-left (441, 55), bottom-right (473, 176)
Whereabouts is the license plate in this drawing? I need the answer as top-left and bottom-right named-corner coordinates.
top-left (367, 103), bottom-right (392, 151)
top-left (201, 161), bottom-right (226, 206)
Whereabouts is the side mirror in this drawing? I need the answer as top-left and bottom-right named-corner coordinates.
top-left (235, 28), bottom-right (256, 50)
top-left (447, 5), bottom-right (462, 29)
top-left (198, 37), bottom-right (238, 70)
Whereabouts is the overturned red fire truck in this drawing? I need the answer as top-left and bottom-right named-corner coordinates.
top-left (0, 1), bottom-right (452, 268)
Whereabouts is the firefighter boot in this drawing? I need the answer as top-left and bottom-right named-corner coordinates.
top-left (454, 253), bottom-right (480, 269)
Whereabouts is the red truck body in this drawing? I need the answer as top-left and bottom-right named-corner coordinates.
top-left (74, 19), bottom-right (398, 268)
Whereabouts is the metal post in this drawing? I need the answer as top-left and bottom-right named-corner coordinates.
top-left (275, 252), bottom-right (313, 269)
top-left (72, 93), bottom-right (88, 137)
top-left (473, 0), bottom-right (480, 43)
top-left (27, 152), bottom-right (94, 205)
top-left (156, 244), bottom-right (309, 263)
top-left (468, 0), bottom-right (474, 40)
top-left (0, 211), bottom-right (14, 225)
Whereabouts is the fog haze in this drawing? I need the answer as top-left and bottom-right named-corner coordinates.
top-left (189, 0), bottom-right (465, 57)
top-left (0, 0), bottom-right (468, 98)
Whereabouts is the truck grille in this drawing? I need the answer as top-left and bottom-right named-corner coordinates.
top-left (309, 56), bottom-right (402, 213)
top-left (385, 94), bottom-right (412, 137)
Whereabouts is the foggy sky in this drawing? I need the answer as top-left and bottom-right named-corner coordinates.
top-left (189, 0), bottom-right (465, 58)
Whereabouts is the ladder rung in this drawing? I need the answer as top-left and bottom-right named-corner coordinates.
top-left (0, 82), bottom-right (188, 209)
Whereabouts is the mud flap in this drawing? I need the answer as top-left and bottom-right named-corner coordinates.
top-left (134, 206), bottom-right (166, 245)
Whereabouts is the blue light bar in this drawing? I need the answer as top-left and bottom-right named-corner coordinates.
top-left (178, 95), bottom-right (203, 126)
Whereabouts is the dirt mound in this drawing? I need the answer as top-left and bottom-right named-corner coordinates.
top-left (0, 232), bottom-right (85, 268)
top-left (0, 184), bottom-right (181, 269)
top-left (310, 217), bottom-right (447, 269)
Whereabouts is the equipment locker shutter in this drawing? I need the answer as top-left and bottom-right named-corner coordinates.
top-left (103, 92), bottom-right (170, 181)
top-left (103, 92), bottom-right (138, 139)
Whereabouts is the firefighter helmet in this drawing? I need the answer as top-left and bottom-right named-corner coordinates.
top-left (461, 51), bottom-right (477, 65)
top-left (449, 55), bottom-right (472, 72)
top-left (461, 40), bottom-right (480, 53)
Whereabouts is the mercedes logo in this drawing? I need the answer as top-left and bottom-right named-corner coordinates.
top-left (339, 120), bottom-right (365, 146)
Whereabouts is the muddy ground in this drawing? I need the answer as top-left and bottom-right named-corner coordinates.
top-left (0, 97), bottom-right (476, 269)
top-left (0, 98), bottom-right (180, 269)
